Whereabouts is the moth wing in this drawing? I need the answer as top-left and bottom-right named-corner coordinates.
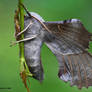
top-left (44, 19), bottom-right (92, 89)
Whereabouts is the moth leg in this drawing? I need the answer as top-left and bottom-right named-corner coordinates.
top-left (26, 73), bottom-right (33, 77)
top-left (16, 21), bottom-right (33, 37)
top-left (10, 35), bottom-right (37, 46)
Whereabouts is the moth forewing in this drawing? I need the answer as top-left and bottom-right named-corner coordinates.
top-left (44, 19), bottom-right (92, 89)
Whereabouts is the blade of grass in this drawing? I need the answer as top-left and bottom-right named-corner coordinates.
top-left (18, 0), bottom-right (32, 92)
top-left (18, 0), bottom-right (25, 71)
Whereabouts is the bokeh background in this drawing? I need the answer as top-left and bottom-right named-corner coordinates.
top-left (0, 0), bottom-right (92, 92)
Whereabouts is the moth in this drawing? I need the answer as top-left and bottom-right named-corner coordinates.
top-left (14, 4), bottom-right (92, 89)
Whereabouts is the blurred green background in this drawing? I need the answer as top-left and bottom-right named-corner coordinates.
top-left (0, 0), bottom-right (92, 92)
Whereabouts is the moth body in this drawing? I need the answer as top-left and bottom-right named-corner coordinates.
top-left (24, 12), bottom-right (45, 81)
top-left (22, 11), bottom-right (92, 89)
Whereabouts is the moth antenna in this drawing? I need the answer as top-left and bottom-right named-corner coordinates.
top-left (32, 15), bottom-right (51, 33)
top-left (20, 3), bottom-right (32, 17)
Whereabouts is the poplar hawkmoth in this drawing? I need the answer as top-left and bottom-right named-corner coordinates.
top-left (14, 4), bottom-right (92, 89)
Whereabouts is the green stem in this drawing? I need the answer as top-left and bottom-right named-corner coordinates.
top-left (19, 0), bottom-right (24, 57)
top-left (17, 1), bottom-right (32, 92)
top-left (18, 0), bottom-right (32, 76)
top-left (18, 0), bottom-right (25, 72)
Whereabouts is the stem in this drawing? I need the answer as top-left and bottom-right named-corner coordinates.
top-left (18, 0), bottom-right (32, 75)
top-left (19, 0), bottom-right (24, 58)
top-left (18, 0), bottom-right (25, 71)
top-left (17, 1), bottom-right (32, 92)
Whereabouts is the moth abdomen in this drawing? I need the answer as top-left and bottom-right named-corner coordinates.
top-left (28, 64), bottom-right (44, 81)
top-left (24, 37), bottom-right (44, 81)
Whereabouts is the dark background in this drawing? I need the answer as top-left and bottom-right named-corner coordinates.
top-left (0, 0), bottom-right (92, 92)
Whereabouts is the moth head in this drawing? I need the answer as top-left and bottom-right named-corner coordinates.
top-left (28, 12), bottom-right (45, 22)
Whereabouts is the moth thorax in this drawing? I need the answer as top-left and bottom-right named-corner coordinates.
top-left (30, 12), bottom-right (45, 22)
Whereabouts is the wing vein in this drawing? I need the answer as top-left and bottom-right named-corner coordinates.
top-left (72, 55), bottom-right (82, 88)
top-left (67, 56), bottom-right (74, 83)
top-left (79, 54), bottom-right (88, 88)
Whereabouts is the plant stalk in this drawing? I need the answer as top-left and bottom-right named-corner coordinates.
top-left (18, 0), bottom-right (25, 72)
top-left (17, 1), bottom-right (32, 92)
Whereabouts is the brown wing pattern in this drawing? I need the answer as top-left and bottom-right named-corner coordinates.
top-left (44, 19), bottom-right (92, 54)
top-left (44, 19), bottom-right (92, 89)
